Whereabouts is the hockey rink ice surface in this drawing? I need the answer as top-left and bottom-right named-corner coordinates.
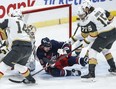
top-left (1, 18), bottom-right (116, 89)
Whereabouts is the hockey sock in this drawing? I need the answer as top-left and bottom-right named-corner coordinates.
top-left (0, 62), bottom-right (11, 78)
top-left (14, 64), bottom-right (30, 77)
top-left (105, 53), bottom-right (116, 68)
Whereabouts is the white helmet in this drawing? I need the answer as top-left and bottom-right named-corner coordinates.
top-left (77, 6), bottom-right (86, 20)
top-left (9, 9), bottom-right (23, 18)
top-left (81, 0), bottom-right (92, 10)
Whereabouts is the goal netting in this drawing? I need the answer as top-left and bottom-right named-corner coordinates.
top-left (21, 4), bottom-right (72, 43)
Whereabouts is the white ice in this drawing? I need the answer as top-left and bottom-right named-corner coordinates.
top-left (1, 18), bottom-right (116, 89)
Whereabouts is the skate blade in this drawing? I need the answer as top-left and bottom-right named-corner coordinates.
top-left (81, 78), bottom-right (96, 82)
top-left (110, 72), bottom-right (116, 75)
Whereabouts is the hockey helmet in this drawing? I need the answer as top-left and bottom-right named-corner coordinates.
top-left (9, 9), bottom-right (23, 18)
top-left (81, 0), bottom-right (92, 9)
top-left (77, 6), bottom-right (86, 20)
top-left (81, 0), bottom-right (92, 13)
top-left (41, 37), bottom-right (52, 47)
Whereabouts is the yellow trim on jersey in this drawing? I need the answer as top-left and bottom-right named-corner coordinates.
top-left (71, 36), bottom-right (77, 42)
top-left (89, 31), bottom-right (98, 37)
top-left (81, 32), bottom-right (88, 38)
top-left (108, 15), bottom-right (114, 21)
top-left (0, 29), bottom-right (7, 40)
top-left (0, 72), bottom-right (4, 79)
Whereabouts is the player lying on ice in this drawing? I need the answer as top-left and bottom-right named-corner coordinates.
top-left (36, 37), bottom-right (88, 77)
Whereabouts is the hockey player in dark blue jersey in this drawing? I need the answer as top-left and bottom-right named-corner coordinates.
top-left (36, 37), bottom-right (88, 77)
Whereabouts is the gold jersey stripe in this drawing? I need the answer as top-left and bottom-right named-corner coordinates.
top-left (0, 72), bottom-right (4, 79)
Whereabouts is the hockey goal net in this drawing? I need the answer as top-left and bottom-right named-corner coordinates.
top-left (22, 4), bottom-right (72, 43)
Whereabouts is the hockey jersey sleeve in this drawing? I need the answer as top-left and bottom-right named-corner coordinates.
top-left (105, 10), bottom-right (114, 21)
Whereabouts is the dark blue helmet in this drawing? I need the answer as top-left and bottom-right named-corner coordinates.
top-left (41, 37), bottom-right (52, 47)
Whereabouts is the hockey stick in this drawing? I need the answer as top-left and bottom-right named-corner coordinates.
top-left (9, 44), bottom-right (82, 83)
top-left (72, 24), bottom-right (80, 36)
top-left (9, 78), bottom-right (24, 83)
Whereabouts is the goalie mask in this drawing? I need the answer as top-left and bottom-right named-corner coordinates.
top-left (41, 37), bottom-right (52, 47)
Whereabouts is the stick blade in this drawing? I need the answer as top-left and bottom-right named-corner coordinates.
top-left (9, 78), bottom-right (23, 83)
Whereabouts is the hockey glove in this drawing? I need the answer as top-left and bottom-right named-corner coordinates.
top-left (67, 36), bottom-right (77, 45)
top-left (63, 46), bottom-right (71, 54)
top-left (79, 56), bottom-right (88, 66)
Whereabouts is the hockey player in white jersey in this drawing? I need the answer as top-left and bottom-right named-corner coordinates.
top-left (0, 29), bottom-right (8, 62)
top-left (80, 1), bottom-right (116, 78)
top-left (0, 9), bottom-right (36, 84)
top-left (68, 1), bottom-right (116, 78)
top-left (0, 25), bottom-right (36, 72)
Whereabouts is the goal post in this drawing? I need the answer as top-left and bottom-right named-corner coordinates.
top-left (22, 4), bottom-right (72, 38)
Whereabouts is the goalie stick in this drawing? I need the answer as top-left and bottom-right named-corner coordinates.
top-left (9, 44), bottom-right (82, 84)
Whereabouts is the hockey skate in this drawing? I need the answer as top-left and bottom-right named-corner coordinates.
top-left (81, 72), bottom-right (95, 78)
top-left (81, 68), bottom-right (96, 82)
top-left (81, 73), bottom-right (96, 82)
top-left (24, 74), bottom-right (36, 84)
top-left (9, 74), bottom-right (36, 84)
top-left (108, 68), bottom-right (116, 75)
top-left (81, 64), bottom-right (95, 78)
